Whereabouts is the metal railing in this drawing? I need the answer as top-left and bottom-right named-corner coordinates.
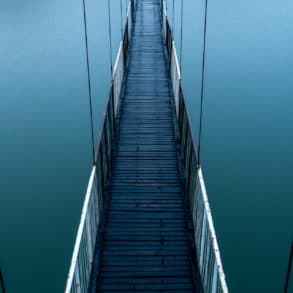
top-left (161, 1), bottom-right (228, 292)
top-left (64, 2), bottom-right (136, 292)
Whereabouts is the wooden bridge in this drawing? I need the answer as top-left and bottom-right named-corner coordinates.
top-left (65, 0), bottom-right (228, 292)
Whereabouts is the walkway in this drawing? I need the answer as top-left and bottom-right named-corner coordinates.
top-left (96, 0), bottom-right (199, 291)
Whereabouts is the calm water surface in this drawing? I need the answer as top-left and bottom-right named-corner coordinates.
top-left (0, 0), bottom-right (292, 292)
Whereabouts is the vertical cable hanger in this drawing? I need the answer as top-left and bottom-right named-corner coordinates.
top-left (179, 0), bottom-right (183, 72)
top-left (0, 267), bottom-right (5, 293)
top-left (120, 0), bottom-right (123, 39)
top-left (172, 0), bottom-right (175, 33)
top-left (197, 0), bottom-right (209, 166)
top-left (107, 0), bottom-right (114, 79)
top-left (82, 0), bottom-right (96, 165)
top-left (284, 242), bottom-right (293, 293)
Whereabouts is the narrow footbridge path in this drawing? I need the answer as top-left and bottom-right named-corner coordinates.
top-left (97, 0), bottom-right (197, 291)
top-left (65, 1), bottom-right (228, 292)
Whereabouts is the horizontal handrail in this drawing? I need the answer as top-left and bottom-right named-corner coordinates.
top-left (197, 168), bottom-right (228, 292)
top-left (161, 1), bottom-right (228, 292)
top-left (65, 167), bottom-right (97, 293)
top-left (64, 2), bottom-right (135, 292)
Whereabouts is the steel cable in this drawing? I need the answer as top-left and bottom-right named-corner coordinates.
top-left (172, 0), bottom-right (175, 33)
top-left (0, 267), bottom-right (6, 293)
top-left (284, 242), bottom-right (293, 293)
top-left (107, 0), bottom-right (113, 78)
top-left (179, 0), bottom-right (183, 72)
top-left (197, 0), bottom-right (209, 166)
top-left (82, 0), bottom-right (95, 164)
top-left (120, 0), bottom-right (123, 39)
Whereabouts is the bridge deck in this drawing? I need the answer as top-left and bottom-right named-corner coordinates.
top-left (97, 0), bottom-right (198, 291)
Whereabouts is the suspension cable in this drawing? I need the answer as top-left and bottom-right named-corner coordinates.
top-left (107, 0), bottom-right (113, 78)
top-left (172, 0), bottom-right (175, 33)
top-left (284, 242), bottom-right (293, 293)
top-left (179, 0), bottom-right (183, 72)
top-left (197, 0), bottom-right (209, 166)
top-left (82, 0), bottom-right (95, 165)
top-left (120, 0), bottom-right (123, 39)
top-left (0, 267), bottom-right (6, 293)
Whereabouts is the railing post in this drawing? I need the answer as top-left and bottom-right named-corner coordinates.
top-left (123, 22), bottom-right (129, 68)
top-left (74, 266), bottom-right (81, 293)
top-left (199, 212), bottom-right (207, 270)
top-left (100, 136), bottom-right (106, 189)
top-left (85, 213), bottom-right (93, 266)
top-left (110, 86), bottom-right (115, 137)
top-left (211, 260), bottom-right (218, 293)
top-left (131, 0), bottom-right (135, 20)
top-left (104, 115), bottom-right (110, 167)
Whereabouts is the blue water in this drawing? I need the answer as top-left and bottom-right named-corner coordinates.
top-left (0, 0), bottom-right (292, 292)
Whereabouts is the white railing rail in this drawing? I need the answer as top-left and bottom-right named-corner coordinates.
top-left (113, 42), bottom-right (124, 115)
top-left (65, 167), bottom-right (100, 293)
top-left (161, 1), bottom-right (228, 292)
top-left (64, 1), bottom-right (136, 292)
top-left (194, 168), bottom-right (228, 292)
top-left (170, 41), bottom-right (181, 118)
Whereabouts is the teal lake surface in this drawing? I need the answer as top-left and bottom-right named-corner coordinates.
top-left (0, 0), bottom-right (292, 292)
